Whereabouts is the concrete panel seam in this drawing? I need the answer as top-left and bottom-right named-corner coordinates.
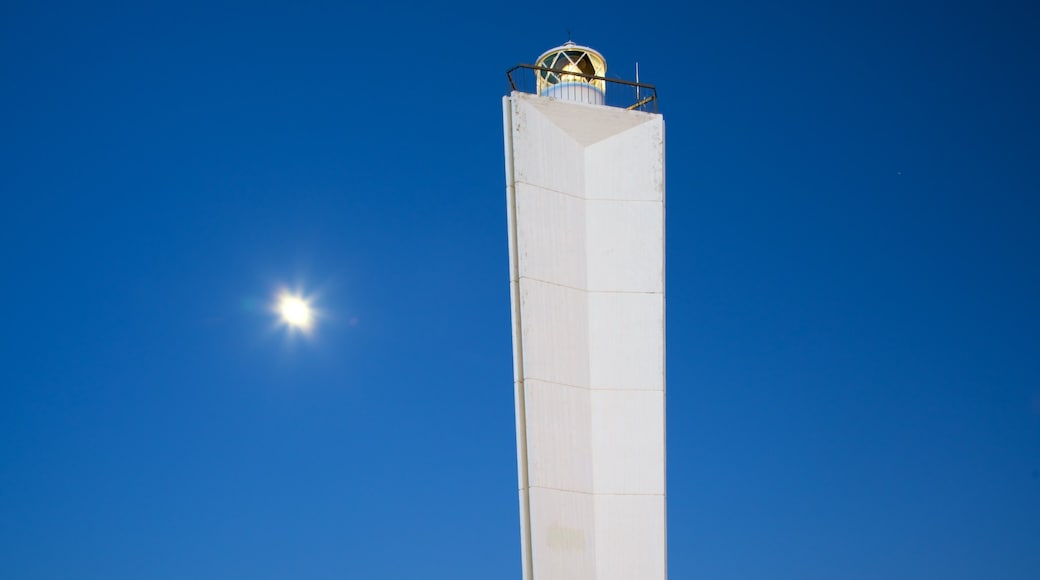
top-left (516, 179), bottom-right (662, 204)
top-left (514, 180), bottom-right (589, 201)
top-left (530, 485), bottom-right (665, 497)
top-left (526, 377), bottom-right (663, 393)
top-left (520, 276), bottom-right (662, 296)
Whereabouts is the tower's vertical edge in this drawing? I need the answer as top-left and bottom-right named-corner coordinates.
top-left (503, 95), bottom-right (535, 580)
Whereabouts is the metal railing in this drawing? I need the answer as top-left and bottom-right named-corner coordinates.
top-left (506, 64), bottom-right (659, 113)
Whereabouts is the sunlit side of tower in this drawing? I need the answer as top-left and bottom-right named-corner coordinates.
top-left (503, 43), bottom-right (666, 580)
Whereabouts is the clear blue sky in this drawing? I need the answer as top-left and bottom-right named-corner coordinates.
top-left (2, 1), bottom-right (1038, 578)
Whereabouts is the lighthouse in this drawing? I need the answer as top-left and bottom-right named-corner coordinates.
top-left (502, 43), bottom-right (667, 580)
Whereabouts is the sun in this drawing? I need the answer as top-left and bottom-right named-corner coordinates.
top-left (277, 292), bottom-right (314, 331)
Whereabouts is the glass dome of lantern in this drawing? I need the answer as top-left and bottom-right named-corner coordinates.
top-left (535, 42), bottom-right (607, 105)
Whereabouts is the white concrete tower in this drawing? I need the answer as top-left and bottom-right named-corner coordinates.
top-left (503, 43), bottom-right (666, 580)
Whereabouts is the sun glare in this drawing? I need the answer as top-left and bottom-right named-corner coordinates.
top-left (277, 292), bottom-right (314, 331)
